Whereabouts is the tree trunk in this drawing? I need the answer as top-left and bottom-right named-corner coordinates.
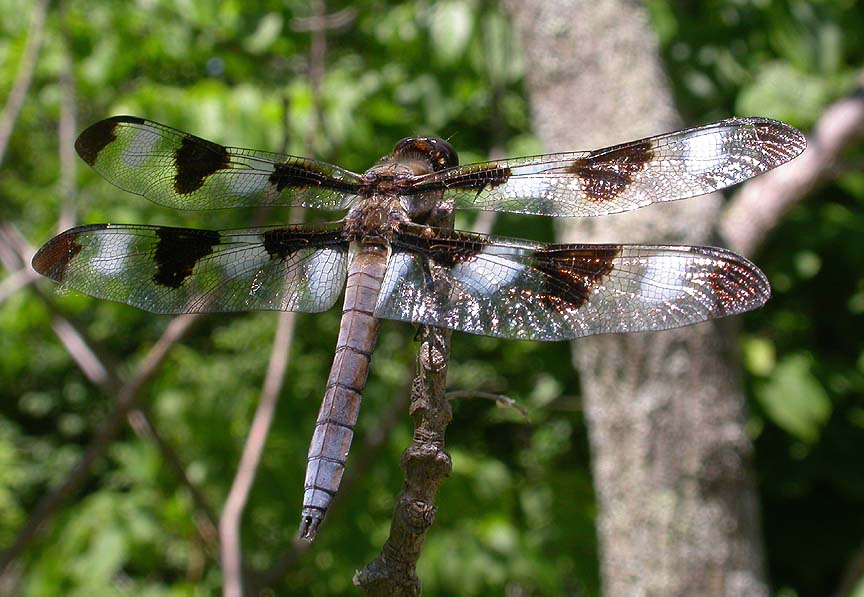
top-left (504, 2), bottom-right (769, 595)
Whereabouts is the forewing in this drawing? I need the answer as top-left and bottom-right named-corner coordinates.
top-left (76, 116), bottom-right (362, 210)
top-left (405, 117), bottom-right (805, 217)
top-left (32, 222), bottom-right (349, 314)
top-left (374, 225), bottom-right (770, 341)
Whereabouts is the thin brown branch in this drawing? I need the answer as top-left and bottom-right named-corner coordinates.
top-left (0, 225), bottom-right (43, 309)
top-left (220, 309), bottom-right (297, 597)
top-left (305, 0), bottom-right (328, 152)
top-left (290, 6), bottom-right (356, 32)
top-left (221, 9), bottom-right (331, 590)
top-left (354, 327), bottom-right (454, 596)
top-left (0, 267), bottom-right (39, 305)
top-left (721, 84), bottom-right (864, 257)
top-left (470, 85), bottom-right (508, 237)
top-left (42, 292), bottom-right (219, 549)
top-left (56, 18), bottom-right (78, 232)
top-left (50, 315), bottom-right (112, 388)
top-left (0, 0), bottom-right (49, 165)
top-left (0, 224), bottom-right (30, 271)
top-left (127, 406), bottom-right (220, 555)
top-left (446, 390), bottom-right (530, 420)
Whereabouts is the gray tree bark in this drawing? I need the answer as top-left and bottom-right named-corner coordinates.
top-left (503, 2), bottom-right (770, 595)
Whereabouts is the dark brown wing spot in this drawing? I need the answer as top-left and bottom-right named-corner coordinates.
top-left (269, 162), bottom-right (358, 194)
top-left (402, 164), bottom-right (511, 196)
top-left (396, 228), bottom-right (488, 268)
top-left (533, 246), bottom-right (621, 309)
top-left (566, 141), bottom-right (654, 202)
top-left (263, 227), bottom-right (345, 260)
top-left (482, 166), bottom-right (512, 189)
top-left (448, 165), bottom-right (512, 191)
top-left (428, 238), bottom-right (486, 267)
top-left (174, 136), bottom-right (230, 195)
top-left (153, 228), bottom-right (219, 288)
top-left (75, 117), bottom-right (143, 166)
top-left (32, 226), bottom-right (100, 281)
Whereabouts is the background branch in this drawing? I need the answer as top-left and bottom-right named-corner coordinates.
top-left (56, 15), bottom-right (78, 233)
top-left (0, 192), bottom-right (221, 574)
top-left (445, 390), bottom-right (530, 420)
top-left (0, 0), bottom-right (48, 164)
top-left (722, 83), bottom-right (864, 256)
top-left (220, 309), bottom-right (297, 597)
top-left (220, 3), bottom-right (329, 594)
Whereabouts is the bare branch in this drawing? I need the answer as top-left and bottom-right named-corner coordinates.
top-left (290, 6), bottom-right (356, 32)
top-left (0, 0), bottom-right (49, 164)
top-left (221, 5), bottom-right (330, 591)
top-left (354, 327), bottom-right (454, 596)
top-left (32, 292), bottom-right (218, 557)
top-left (0, 268), bottom-right (39, 305)
top-left (446, 390), bottom-right (531, 420)
top-left (127, 406), bottom-right (220, 555)
top-left (50, 315), bottom-right (111, 387)
top-left (56, 17), bottom-right (78, 233)
top-left (722, 84), bottom-right (864, 257)
top-left (469, 85), bottom-right (508, 237)
top-left (221, 310), bottom-right (297, 597)
top-left (0, 224), bottom-right (30, 271)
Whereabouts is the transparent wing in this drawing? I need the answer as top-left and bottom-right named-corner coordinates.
top-left (76, 116), bottom-right (362, 210)
top-left (32, 221), bottom-right (349, 314)
top-left (374, 225), bottom-right (770, 341)
top-left (405, 117), bottom-right (805, 217)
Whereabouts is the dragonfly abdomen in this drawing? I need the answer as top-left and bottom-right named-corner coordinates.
top-left (300, 243), bottom-right (387, 540)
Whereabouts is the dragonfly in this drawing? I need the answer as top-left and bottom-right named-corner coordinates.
top-left (32, 115), bottom-right (806, 540)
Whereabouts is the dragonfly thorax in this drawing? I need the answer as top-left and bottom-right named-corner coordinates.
top-left (344, 194), bottom-right (406, 244)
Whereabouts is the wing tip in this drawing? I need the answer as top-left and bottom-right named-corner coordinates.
top-left (76, 115), bottom-right (145, 166)
top-left (699, 245), bottom-right (772, 314)
top-left (32, 225), bottom-right (111, 281)
top-left (33, 230), bottom-right (78, 282)
top-left (734, 116), bottom-right (808, 161)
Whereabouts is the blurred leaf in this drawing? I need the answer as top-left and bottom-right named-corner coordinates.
top-left (737, 62), bottom-right (839, 124)
top-left (430, 0), bottom-right (474, 64)
top-left (744, 336), bottom-right (777, 377)
top-left (243, 12), bottom-right (283, 54)
top-left (480, 10), bottom-right (522, 85)
top-left (756, 354), bottom-right (831, 442)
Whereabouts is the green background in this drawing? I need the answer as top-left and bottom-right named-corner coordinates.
top-left (1, 0), bottom-right (863, 595)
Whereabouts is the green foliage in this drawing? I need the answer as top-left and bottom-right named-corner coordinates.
top-left (1, 0), bottom-right (862, 595)
top-left (756, 353), bottom-right (831, 443)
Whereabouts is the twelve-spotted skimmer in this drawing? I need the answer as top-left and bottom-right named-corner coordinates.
top-left (32, 115), bottom-right (805, 539)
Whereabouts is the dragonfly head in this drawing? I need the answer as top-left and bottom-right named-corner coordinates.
top-left (391, 136), bottom-right (459, 171)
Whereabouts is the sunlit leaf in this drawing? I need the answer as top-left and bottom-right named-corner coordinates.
top-left (756, 353), bottom-right (831, 442)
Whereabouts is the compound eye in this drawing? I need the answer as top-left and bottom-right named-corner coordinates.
top-left (428, 138), bottom-right (458, 170)
top-left (392, 137), bottom-right (459, 171)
